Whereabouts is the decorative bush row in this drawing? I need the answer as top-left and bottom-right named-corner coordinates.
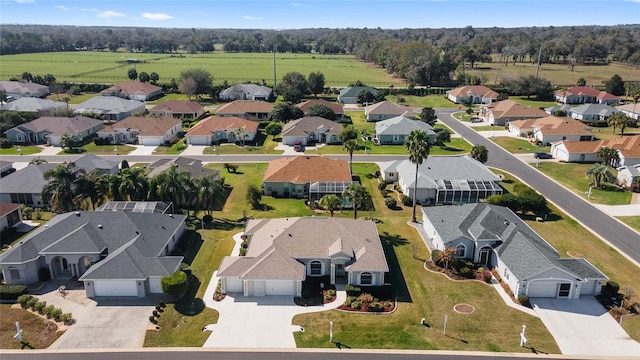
top-left (17, 295), bottom-right (73, 324)
top-left (0, 284), bottom-right (27, 301)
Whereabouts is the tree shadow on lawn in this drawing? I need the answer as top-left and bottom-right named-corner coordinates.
top-left (176, 231), bottom-right (203, 266)
top-left (519, 212), bottom-right (562, 222)
top-left (209, 218), bottom-right (245, 231)
top-left (438, 145), bottom-right (465, 152)
top-left (174, 274), bottom-right (205, 316)
top-left (381, 234), bottom-right (412, 303)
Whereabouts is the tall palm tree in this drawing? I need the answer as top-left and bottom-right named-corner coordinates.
top-left (405, 130), bottom-right (432, 223)
top-left (469, 144), bottom-right (489, 163)
top-left (596, 146), bottom-right (619, 167)
top-left (196, 175), bottom-right (225, 215)
top-left (343, 139), bottom-right (358, 174)
top-left (41, 162), bottom-right (87, 213)
top-left (585, 163), bottom-right (614, 189)
top-left (98, 173), bottom-right (123, 202)
top-left (318, 194), bottom-right (342, 217)
top-left (607, 112), bottom-right (634, 137)
top-left (118, 167), bottom-right (149, 201)
top-left (75, 169), bottom-right (104, 210)
top-left (342, 183), bottom-right (371, 220)
top-left (149, 165), bottom-right (193, 211)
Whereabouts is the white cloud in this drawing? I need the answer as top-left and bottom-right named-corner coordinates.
top-left (142, 12), bottom-right (173, 20)
top-left (55, 5), bottom-right (75, 11)
top-left (16, 0), bottom-right (35, 3)
top-left (98, 10), bottom-right (126, 18)
top-left (243, 15), bottom-right (263, 20)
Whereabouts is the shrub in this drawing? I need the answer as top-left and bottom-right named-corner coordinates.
top-left (384, 301), bottom-right (392, 308)
top-left (385, 197), bottom-right (397, 208)
top-left (357, 293), bottom-right (375, 309)
top-left (518, 295), bottom-right (530, 307)
top-left (27, 297), bottom-right (38, 310)
top-left (60, 313), bottom-right (73, 325)
top-left (343, 296), bottom-right (356, 307)
top-left (0, 284), bottom-right (28, 302)
top-left (17, 294), bottom-right (33, 308)
top-left (460, 267), bottom-right (472, 278)
top-left (160, 270), bottom-right (189, 298)
top-left (327, 289), bottom-right (335, 296)
top-left (239, 247), bottom-right (247, 256)
top-left (345, 285), bottom-right (361, 295)
top-left (51, 308), bottom-right (63, 321)
top-left (158, 301), bottom-right (166, 308)
top-left (202, 214), bottom-right (213, 224)
top-left (152, 310), bottom-right (160, 318)
top-left (0, 138), bottom-right (13, 148)
top-left (606, 281), bottom-right (620, 294)
top-left (378, 182), bottom-right (387, 191)
top-left (324, 294), bottom-right (332, 301)
top-left (44, 304), bottom-right (56, 318)
top-left (22, 206), bottom-right (33, 220)
top-left (33, 208), bottom-right (42, 220)
top-left (149, 315), bottom-right (157, 324)
top-left (35, 301), bottom-right (46, 314)
top-left (93, 137), bottom-right (105, 146)
top-left (350, 300), bottom-right (361, 309)
top-left (431, 249), bottom-right (441, 262)
top-left (401, 195), bottom-right (412, 206)
top-left (483, 270), bottom-right (493, 283)
top-left (477, 267), bottom-right (484, 273)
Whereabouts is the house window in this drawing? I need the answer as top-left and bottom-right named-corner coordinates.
top-left (310, 260), bottom-right (322, 276)
top-left (388, 173), bottom-right (395, 177)
top-left (455, 244), bottom-right (466, 258)
top-left (9, 267), bottom-right (20, 280)
top-left (558, 283), bottom-right (571, 297)
top-left (16, 134), bottom-right (23, 141)
top-left (503, 268), bottom-right (509, 280)
top-left (360, 272), bottom-right (373, 285)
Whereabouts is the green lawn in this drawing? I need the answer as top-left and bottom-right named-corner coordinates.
top-left (64, 143), bottom-right (136, 155)
top-left (592, 127), bottom-right (640, 140)
top-left (145, 93), bottom-right (192, 105)
top-left (203, 132), bottom-right (284, 155)
top-left (389, 94), bottom-right (459, 109)
top-left (310, 138), bottom-right (471, 156)
top-left (46, 92), bottom-right (97, 105)
top-left (0, 145), bottom-right (41, 155)
top-left (153, 138), bottom-right (187, 155)
top-left (530, 162), bottom-right (631, 206)
top-left (471, 125), bottom-right (499, 132)
top-left (490, 137), bottom-right (550, 154)
top-left (616, 216), bottom-right (640, 232)
top-left (452, 111), bottom-right (477, 122)
top-left (509, 96), bottom-right (557, 109)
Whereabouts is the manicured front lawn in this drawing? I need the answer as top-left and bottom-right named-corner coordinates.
top-left (0, 146), bottom-right (41, 155)
top-left (509, 96), bottom-right (556, 109)
top-left (616, 216), bottom-right (640, 232)
top-left (202, 132), bottom-right (284, 155)
top-left (490, 137), bottom-right (550, 154)
top-left (0, 304), bottom-right (64, 349)
top-left (153, 138), bottom-right (187, 155)
top-left (531, 162), bottom-right (631, 206)
top-left (311, 138), bottom-right (471, 156)
top-left (471, 125), bottom-right (499, 132)
top-left (592, 127), bottom-right (640, 140)
top-left (74, 142), bottom-right (136, 155)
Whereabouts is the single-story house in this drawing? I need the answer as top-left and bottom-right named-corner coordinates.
top-left (484, 100), bottom-right (547, 126)
top-left (422, 203), bottom-right (608, 299)
top-left (185, 116), bottom-right (259, 145)
top-left (365, 101), bottom-right (413, 122)
top-left (100, 81), bottom-right (163, 101)
top-left (73, 154), bottom-right (120, 175)
top-left (508, 116), bottom-right (594, 145)
top-left (553, 86), bottom-right (620, 105)
top-left (150, 100), bottom-right (205, 120)
top-left (544, 105), bottom-right (572, 116)
top-left (98, 116), bottom-right (182, 146)
top-left (616, 103), bottom-right (640, 121)
top-left (214, 100), bottom-right (273, 121)
top-left (379, 156), bottom-right (502, 205)
top-left (0, 209), bottom-right (186, 298)
top-left (446, 85), bottom-right (499, 104)
top-left (375, 116), bottom-right (435, 145)
top-left (4, 116), bottom-right (104, 146)
top-left (217, 217), bottom-right (389, 296)
top-left (569, 104), bottom-right (619, 121)
top-left (0, 161), bottom-right (14, 178)
top-left (281, 117), bottom-right (342, 146)
top-left (219, 84), bottom-right (273, 101)
top-left (337, 86), bottom-right (378, 104)
top-left (617, 164), bottom-right (640, 188)
top-left (72, 96), bottom-right (146, 122)
top-left (0, 203), bottom-right (23, 232)
top-left (0, 81), bottom-right (49, 99)
top-left (263, 156), bottom-right (353, 200)
top-left (0, 97), bottom-right (66, 113)
top-left (550, 135), bottom-right (640, 166)
top-left (296, 99), bottom-right (345, 121)
top-left (147, 157), bottom-right (220, 179)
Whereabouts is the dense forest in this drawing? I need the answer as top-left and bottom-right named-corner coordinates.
top-left (1, 24), bottom-right (639, 86)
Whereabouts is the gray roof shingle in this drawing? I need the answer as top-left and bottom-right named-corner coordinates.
top-left (375, 116), bottom-right (435, 136)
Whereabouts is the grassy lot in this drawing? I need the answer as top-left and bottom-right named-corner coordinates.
top-left (388, 94), bottom-right (459, 109)
top-left (0, 304), bottom-right (64, 349)
top-left (592, 127), bottom-right (640, 141)
top-left (153, 138), bottom-right (187, 155)
top-left (509, 96), bottom-right (557, 109)
top-left (203, 132), bottom-right (284, 155)
top-left (452, 111), bottom-right (477, 122)
top-left (64, 143), bottom-right (136, 155)
top-left (145, 93), bottom-right (191, 105)
top-left (616, 216), bottom-right (640, 232)
top-left (0, 145), bottom-right (41, 155)
top-left (531, 162), bottom-right (631, 206)
top-left (490, 137), bottom-right (551, 154)
top-left (0, 52), bottom-right (402, 87)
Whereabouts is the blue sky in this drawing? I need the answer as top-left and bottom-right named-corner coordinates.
top-left (1, 0), bottom-right (639, 29)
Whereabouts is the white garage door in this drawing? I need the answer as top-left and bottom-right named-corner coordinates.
top-left (580, 281), bottom-right (597, 296)
top-left (225, 277), bottom-right (243, 293)
top-left (149, 277), bottom-right (163, 294)
top-left (93, 280), bottom-right (138, 297)
top-left (265, 280), bottom-right (295, 296)
top-left (252, 281), bottom-right (266, 296)
top-left (527, 281), bottom-right (559, 298)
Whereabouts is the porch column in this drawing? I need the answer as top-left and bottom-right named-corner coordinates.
top-left (330, 264), bottom-right (336, 285)
top-left (49, 262), bottom-right (56, 279)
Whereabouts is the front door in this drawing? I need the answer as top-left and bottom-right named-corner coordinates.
top-left (479, 248), bottom-right (491, 267)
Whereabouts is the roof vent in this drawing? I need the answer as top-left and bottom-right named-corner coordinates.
top-left (75, 211), bottom-right (80, 216)
top-left (135, 231), bottom-right (140, 235)
top-left (169, 214), bottom-right (173, 218)
top-left (98, 224), bottom-right (103, 229)
top-left (504, 221), bottom-right (510, 226)
top-left (44, 224), bottom-right (49, 228)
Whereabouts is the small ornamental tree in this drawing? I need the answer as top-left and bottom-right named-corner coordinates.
top-left (265, 122), bottom-right (283, 136)
top-left (161, 270), bottom-right (188, 298)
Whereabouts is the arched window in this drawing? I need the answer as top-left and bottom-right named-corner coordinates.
top-left (360, 272), bottom-right (373, 285)
top-left (455, 244), bottom-right (466, 258)
top-left (8, 267), bottom-right (20, 280)
top-left (310, 260), bottom-right (322, 276)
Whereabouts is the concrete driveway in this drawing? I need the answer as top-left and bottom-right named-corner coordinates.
top-left (35, 281), bottom-right (157, 349)
top-left (531, 297), bottom-right (640, 357)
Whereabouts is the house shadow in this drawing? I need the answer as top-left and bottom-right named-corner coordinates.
top-left (174, 274), bottom-right (205, 316)
top-left (176, 231), bottom-right (204, 265)
top-left (209, 218), bottom-right (245, 231)
top-left (380, 235), bottom-right (412, 303)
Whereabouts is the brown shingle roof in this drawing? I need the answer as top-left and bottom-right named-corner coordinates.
top-left (489, 100), bottom-right (547, 119)
top-left (553, 86), bottom-right (619, 100)
top-left (151, 100), bottom-right (203, 113)
top-left (365, 100), bottom-right (408, 115)
top-left (215, 100), bottom-right (273, 115)
top-left (296, 99), bottom-right (344, 115)
top-left (0, 203), bottom-right (22, 218)
top-left (561, 141), bottom-right (602, 153)
top-left (263, 156), bottom-right (351, 184)
top-left (447, 85), bottom-right (499, 99)
top-left (99, 116), bottom-right (180, 137)
top-left (186, 116), bottom-right (259, 136)
top-left (512, 116), bottom-right (592, 135)
top-left (560, 136), bottom-right (640, 159)
top-left (102, 81), bottom-right (162, 95)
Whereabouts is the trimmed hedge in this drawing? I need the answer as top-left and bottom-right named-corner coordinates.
top-left (0, 284), bottom-right (27, 302)
top-left (160, 270), bottom-right (188, 297)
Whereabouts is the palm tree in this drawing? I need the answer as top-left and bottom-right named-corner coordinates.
top-left (28, 157), bottom-right (47, 165)
top-left (596, 146), bottom-right (619, 167)
top-left (608, 112), bottom-right (634, 137)
top-left (196, 175), bottom-right (226, 215)
top-left (585, 163), bottom-right (614, 189)
top-left (435, 247), bottom-right (456, 269)
top-left (0, 91), bottom-right (8, 105)
top-left (469, 144), bottom-right (489, 163)
top-left (318, 194), bottom-right (342, 217)
top-left (148, 165), bottom-right (193, 211)
top-left (41, 162), bottom-right (87, 213)
top-left (98, 173), bottom-right (123, 202)
top-left (118, 167), bottom-right (149, 201)
top-left (405, 130), bottom-right (432, 223)
top-left (339, 125), bottom-right (358, 143)
top-left (343, 139), bottom-right (358, 174)
top-left (74, 169), bottom-right (103, 210)
top-left (342, 183), bottom-right (371, 220)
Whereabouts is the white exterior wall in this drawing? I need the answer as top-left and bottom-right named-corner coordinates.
top-left (186, 135), bottom-right (212, 145)
top-left (148, 276), bottom-right (163, 293)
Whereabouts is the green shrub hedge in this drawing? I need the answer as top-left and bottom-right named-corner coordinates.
top-left (0, 284), bottom-right (27, 302)
top-left (161, 270), bottom-right (188, 298)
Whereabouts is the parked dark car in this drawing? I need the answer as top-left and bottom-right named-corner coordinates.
top-left (533, 152), bottom-right (552, 159)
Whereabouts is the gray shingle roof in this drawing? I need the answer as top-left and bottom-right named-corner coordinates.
top-left (0, 163), bottom-right (55, 194)
top-left (72, 96), bottom-right (145, 115)
top-left (339, 86), bottom-right (377, 98)
top-left (569, 104), bottom-right (619, 117)
top-left (281, 116), bottom-right (341, 138)
top-left (394, 156), bottom-right (500, 190)
top-left (220, 84), bottom-right (273, 98)
top-left (73, 154), bottom-right (119, 173)
top-left (1, 98), bottom-right (66, 112)
top-left (375, 116), bottom-right (435, 136)
top-left (422, 204), bottom-right (607, 281)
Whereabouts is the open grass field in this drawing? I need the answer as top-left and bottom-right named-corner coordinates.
top-left (490, 137), bottom-right (550, 154)
top-left (530, 162), bottom-right (631, 206)
top-left (470, 55), bottom-right (640, 86)
top-left (0, 51), bottom-right (403, 87)
top-left (592, 127), bottom-right (640, 140)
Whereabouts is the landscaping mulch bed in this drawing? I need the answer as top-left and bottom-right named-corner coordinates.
top-left (453, 303), bottom-right (475, 314)
top-left (337, 300), bottom-right (396, 313)
top-left (424, 261), bottom-right (486, 282)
